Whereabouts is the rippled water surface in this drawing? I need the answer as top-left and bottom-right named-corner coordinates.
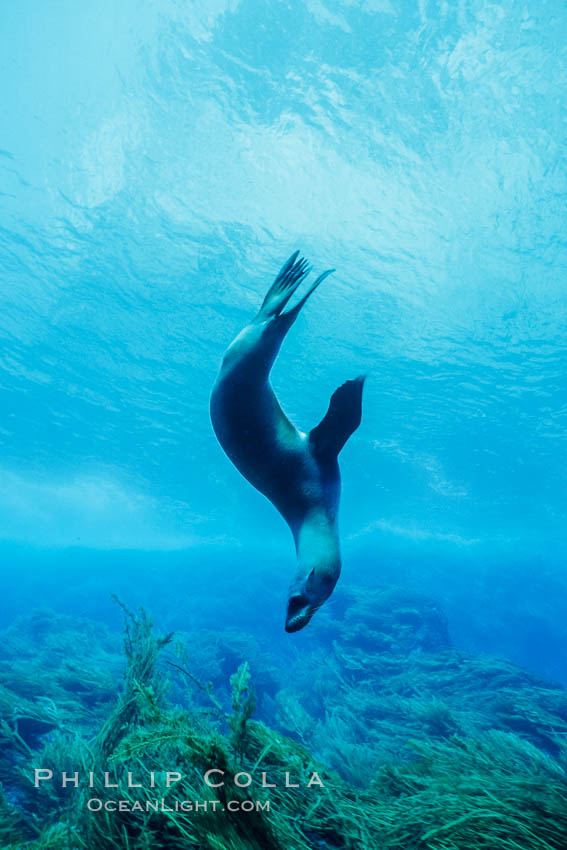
top-left (1, 1), bottom-right (566, 674)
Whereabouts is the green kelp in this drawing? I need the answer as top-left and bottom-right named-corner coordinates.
top-left (369, 732), bottom-right (567, 849)
top-left (1, 591), bottom-right (567, 849)
top-left (0, 603), bottom-right (341, 850)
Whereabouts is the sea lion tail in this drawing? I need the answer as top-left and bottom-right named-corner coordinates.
top-left (309, 376), bottom-right (365, 460)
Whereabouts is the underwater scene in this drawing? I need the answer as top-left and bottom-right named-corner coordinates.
top-left (2, 1), bottom-right (567, 848)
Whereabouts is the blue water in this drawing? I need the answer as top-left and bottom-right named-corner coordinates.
top-left (1, 2), bottom-right (566, 680)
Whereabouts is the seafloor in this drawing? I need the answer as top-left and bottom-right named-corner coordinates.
top-left (1, 588), bottom-right (567, 849)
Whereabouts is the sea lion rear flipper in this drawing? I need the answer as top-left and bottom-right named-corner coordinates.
top-left (280, 268), bottom-right (335, 325)
top-left (258, 251), bottom-right (312, 318)
top-left (309, 376), bottom-right (365, 460)
top-left (258, 252), bottom-right (335, 323)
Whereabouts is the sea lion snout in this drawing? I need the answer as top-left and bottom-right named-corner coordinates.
top-left (285, 594), bottom-right (314, 633)
top-left (286, 558), bottom-right (339, 632)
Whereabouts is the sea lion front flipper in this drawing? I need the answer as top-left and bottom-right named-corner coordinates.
top-left (258, 251), bottom-right (312, 318)
top-left (309, 376), bottom-right (365, 460)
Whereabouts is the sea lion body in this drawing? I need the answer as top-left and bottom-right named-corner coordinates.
top-left (210, 252), bottom-right (364, 631)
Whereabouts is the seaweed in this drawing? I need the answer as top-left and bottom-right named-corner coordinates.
top-left (368, 732), bottom-right (567, 849)
top-left (229, 662), bottom-right (256, 760)
top-left (97, 597), bottom-right (173, 757)
top-left (1, 588), bottom-right (567, 849)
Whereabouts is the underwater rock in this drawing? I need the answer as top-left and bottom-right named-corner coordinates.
top-left (188, 628), bottom-right (279, 695)
top-left (318, 585), bottom-right (452, 656)
top-left (268, 586), bottom-right (567, 784)
top-left (0, 610), bottom-right (125, 810)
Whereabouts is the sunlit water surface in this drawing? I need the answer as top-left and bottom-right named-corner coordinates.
top-left (1, 0), bottom-right (566, 680)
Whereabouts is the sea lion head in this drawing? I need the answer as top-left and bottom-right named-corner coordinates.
top-left (285, 563), bottom-right (339, 633)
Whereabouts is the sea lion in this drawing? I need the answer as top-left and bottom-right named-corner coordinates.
top-left (210, 251), bottom-right (364, 632)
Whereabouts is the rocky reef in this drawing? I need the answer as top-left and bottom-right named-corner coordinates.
top-left (1, 588), bottom-right (567, 849)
